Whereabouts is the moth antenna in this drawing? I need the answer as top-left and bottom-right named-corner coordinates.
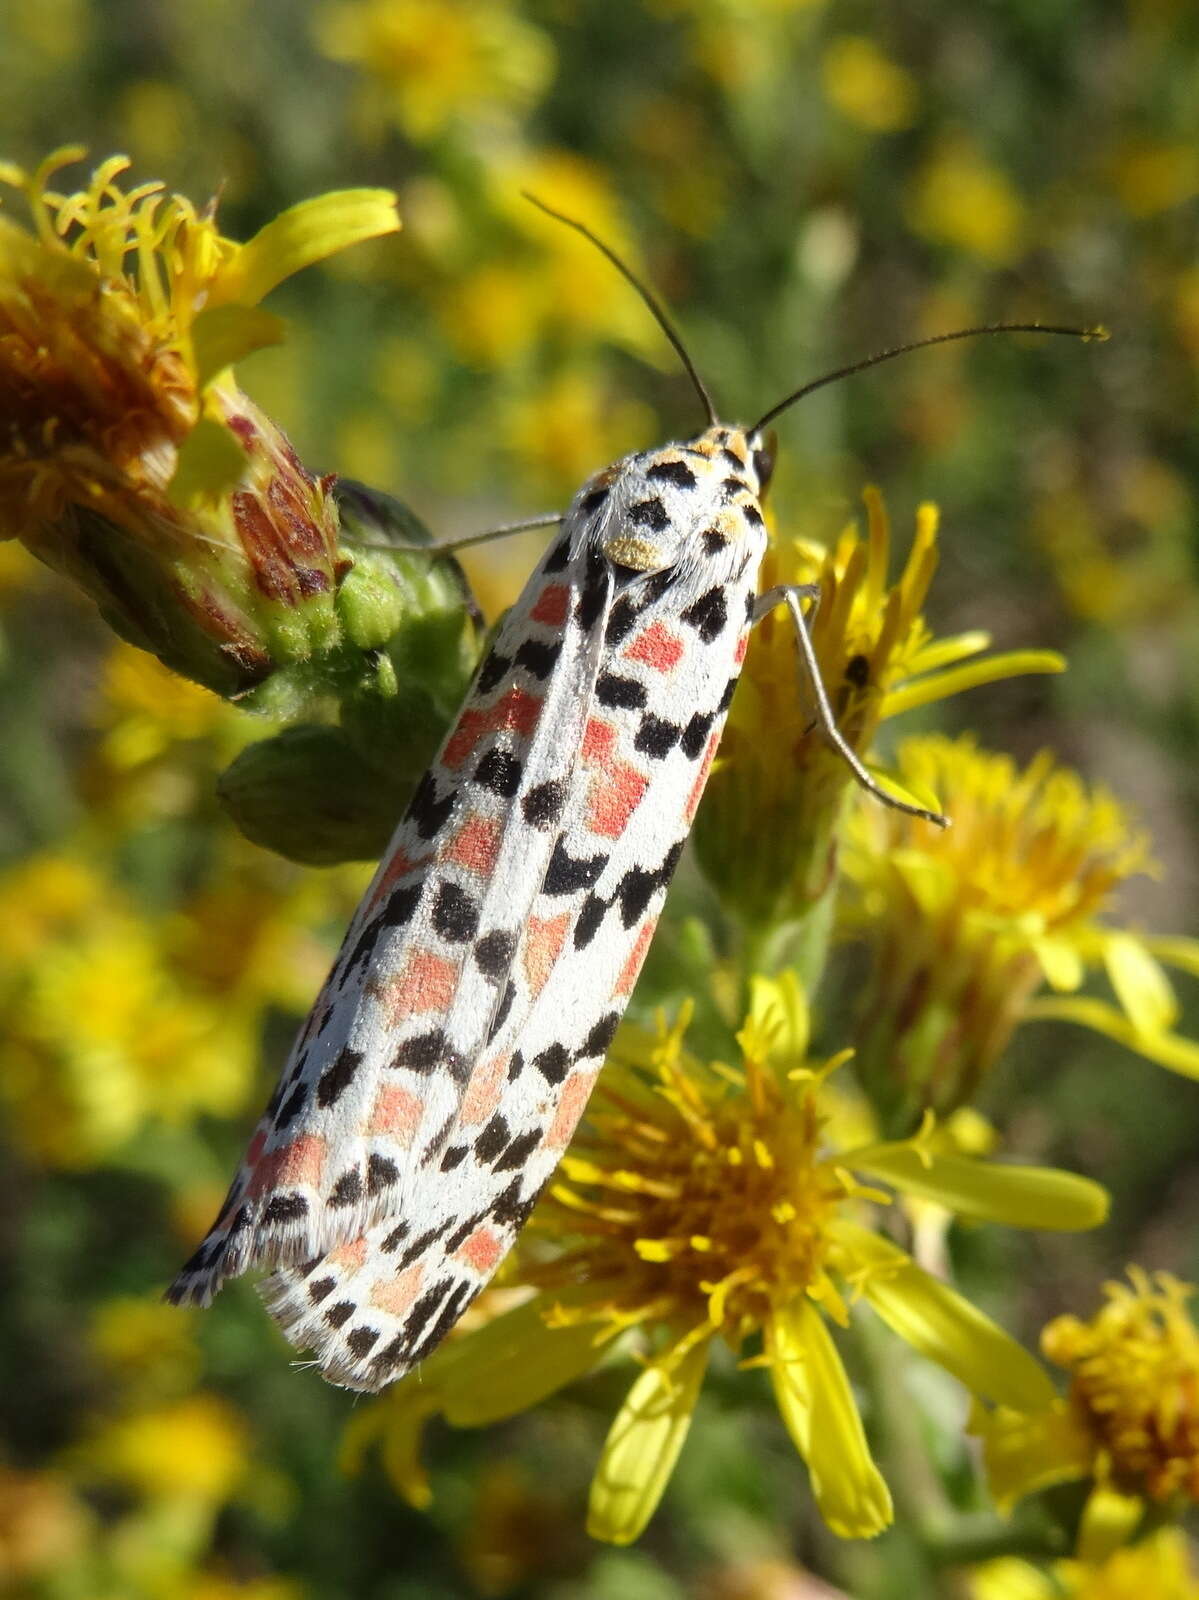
top-left (753, 321), bottom-right (1109, 434)
top-left (522, 191), bottom-right (719, 429)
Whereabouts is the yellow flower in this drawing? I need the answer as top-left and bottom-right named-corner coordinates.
top-left (313, 0), bottom-right (555, 144)
top-left (0, 148), bottom-right (399, 694)
top-left (907, 136), bottom-right (1027, 264)
top-left (693, 489), bottom-right (1064, 928)
top-left (975, 1271), bottom-right (1199, 1560)
top-left (841, 733), bottom-right (1199, 1128)
top-left (973, 1530), bottom-right (1199, 1600)
top-left (822, 37), bottom-right (919, 133)
top-left (349, 977), bottom-right (1105, 1545)
top-left (70, 1394), bottom-right (249, 1504)
top-left (0, 847), bottom-right (260, 1165)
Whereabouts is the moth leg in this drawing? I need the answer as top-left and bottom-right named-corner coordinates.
top-left (752, 583), bottom-right (950, 828)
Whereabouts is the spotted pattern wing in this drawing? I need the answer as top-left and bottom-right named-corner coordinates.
top-left (168, 524), bottom-right (609, 1310)
top-left (260, 542), bottom-right (761, 1389)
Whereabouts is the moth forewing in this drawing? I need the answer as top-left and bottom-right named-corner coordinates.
top-left (170, 425), bottom-right (771, 1389)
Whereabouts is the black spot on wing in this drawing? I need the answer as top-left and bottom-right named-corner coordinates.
top-left (605, 596), bottom-right (639, 646)
top-left (635, 714), bottom-right (682, 759)
top-left (262, 1193), bottom-right (309, 1225)
top-left (578, 1011), bottom-right (620, 1060)
top-left (487, 980), bottom-right (517, 1043)
top-left (475, 928), bottom-right (517, 979)
top-left (432, 881), bottom-right (480, 942)
top-left (681, 709), bottom-right (715, 759)
top-left (543, 836), bottom-right (609, 895)
top-left (474, 1113), bottom-right (511, 1163)
top-left (475, 747), bottom-right (523, 798)
top-left (522, 779), bottom-right (567, 828)
top-left (580, 485), bottom-right (610, 515)
top-left (596, 672), bottom-right (648, 710)
top-left (702, 528), bottom-right (728, 557)
top-left (325, 1301), bottom-right (355, 1329)
top-left (544, 534), bottom-right (572, 571)
top-left (573, 892), bottom-right (608, 949)
top-left (575, 551), bottom-right (609, 630)
top-left (533, 1043), bottom-right (570, 1084)
top-left (347, 1326), bottom-right (380, 1358)
top-left (628, 497), bottom-right (670, 532)
top-left (406, 772), bottom-right (457, 840)
top-left (476, 649), bottom-right (511, 694)
top-left (681, 585), bottom-right (728, 643)
top-left (391, 1028), bottom-right (463, 1077)
top-left (275, 1081), bottom-right (308, 1131)
top-left (742, 503), bottom-right (765, 528)
top-left (494, 1128), bottom-right (541, 1173)
top-left (367, 1153), bottom-right (398, 1194)
top-left (514, 638), bottom-right (562, 680)
top-left (329, 1168), bottom-right (363, 1207)
top-left (381, 1221), bottom-right (410, 1253)
top-left (308, 1275), bottom-right (336, 1304)
top-left (440, 1144), bottom-right (468, 1172)
top-left (317, 1047), bottom-right (363, 1110)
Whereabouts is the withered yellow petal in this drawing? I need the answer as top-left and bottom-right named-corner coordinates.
top-left (208, 189), bottom-right (400, 309)
top-left (851, 1144), bottom-right (1108, 1231)
top-left (587, 1335), bottom-right (710, 1545)
top-left (769, 1298), bottom-right (892, 1539)
top-left (831, 1223), bottom-right (1055, 1409)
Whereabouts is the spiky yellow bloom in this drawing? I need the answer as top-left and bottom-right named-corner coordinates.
top-left (972, 1530), bottom-right (1199, 1600)
top-left (694, 489), bottom-right (1064, 930)
top-left (347, 977), bottom-right (1105, 1546)
top-left (841, 733), bottom-right (1199, 1128)
top-left (313, 0), bottom-right (555, 144)
top-left (0, 148), bottom-right (399, 695)
top-left (975, 1271), bottom-right (1199, 1560)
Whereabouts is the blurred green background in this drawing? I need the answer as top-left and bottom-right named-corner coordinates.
top-left (1, 1), bottom-right (1197, 1596)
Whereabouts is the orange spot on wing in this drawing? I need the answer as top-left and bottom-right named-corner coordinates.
top-left (251, 1134), bottom-right (328, 1196)
top-left (378, 948), bottom-right (459, 1019)
top-left (461, 1051), bottom-right (509, 1125)
top-left (547, 1068), bottom-right (599, 1149)
top-left (586, 760), bottom-right (649, 838)
top-left (367, 846), bottom-right (428, 911)
top-left (328, 1236), bottom-right (368, 1271)
top-left (446, 812), bottom-right (502, 875)
top-left (624, 620), bottom-right (685, 673)
top-left (531, 583), bottom-right (570, 626)
top-left (455, 1226), bottom-right (506, 1274)
top-left (684, 730), bottom-right (721, 824)
top-left (733, 634), bottom-right (748, 665)
top-left (369, 1083), bottom-right (423, 1144)
top-left (371, 1263), bottom-right (425, 1316)
top-left (615, 915), bottom-right (658, 998)
top-left (582, 717), bottom-right (616, 764)
top-left (523, 912), bottom-right (571, 996)
top-left (444, 687), bottom-right (544, 769)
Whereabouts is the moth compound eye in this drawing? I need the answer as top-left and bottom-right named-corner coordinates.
top-left (751, 430), bottom-right (778, 497)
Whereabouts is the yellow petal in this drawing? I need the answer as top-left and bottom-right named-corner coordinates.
top-left (439, 1296), bottom-right (607, 1428)
top-left (191, 304), bottom-right (287, 388)
top-left (862, 763), bottom-right (946, 820)
top-left (880, 650), bottom-right (1066, 719)
top-left (208, 189), bottom-right (400, 308)
top-left (1076, 1483), bottom-right (1144, 1563)
top-left (768, 1298), bottom-right (893, 1539)
top-left (1031, 934), bottom-right (1084, 993)
top-left (850, 1144), bottom-right (1108, 1231)
top-left (1145, 934), bottom-right (1199, 981)
top-left (831, 1222), bottom-right (1055, 1409)
top-left (902, 630), bottom-right (992, 676)
top-left (969, 1558), bottom-right (1057, 1600)
top-left (970, 1398), bottom-right (1093, 1512)
top-left (1103, 931), bottom-right (1179, 1033)
top-left (586, 1334), bottom-right (709, 1545)
top-left (1026, 995), bottom-right (1199, 1080)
